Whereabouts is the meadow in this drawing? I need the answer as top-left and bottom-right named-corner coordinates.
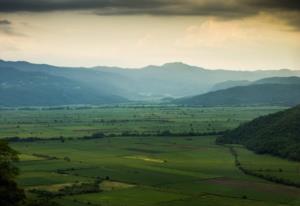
top-left (1, 106), bottom-right (300, 206)
top-left (0, 106), bottom-right (284, 138)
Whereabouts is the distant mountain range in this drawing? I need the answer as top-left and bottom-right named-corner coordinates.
top-left (174, 77), bottom-right (300, 107)
top-left (210, 80), bottom-right (251, 91)
top-left (216, 105), bottom-right (300, 160)
top-left (0, 67), bottom-right (126, 106)
top-left (210, 76), bottom-right (300, 91)
top-left (1, 59), bottom-right (300, 106)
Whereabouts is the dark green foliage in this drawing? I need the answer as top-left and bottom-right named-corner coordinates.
top-left (58, 182), bottom-right (100, 195)
top-left (24, 199), bottom-right (61, 206)
top-left (228, 146), bottom-right (300, 188)
top-left (5, 131), bottom-right (225, 143)
top-left (175, 84), bottom-right (300, 106)
top-left (30, 182), bottom-right (100, 197)
top-left (82, 132), bottom-right (105, 140)
top-left (217, 105), bottom-right (300, 160)
top-left (0, 140), bottom-right (25, 206)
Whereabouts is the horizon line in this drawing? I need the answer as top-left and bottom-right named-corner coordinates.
top-left (0, 58), bottom-right (299, 72)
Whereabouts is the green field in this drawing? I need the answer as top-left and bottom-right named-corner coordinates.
top-left (2, 106), bottom-right (300, 206)
top-left (0, 106), bottom-right (284, 138)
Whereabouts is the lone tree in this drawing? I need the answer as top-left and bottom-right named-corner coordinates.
top-left (0, 140), bottom-right (25, 206)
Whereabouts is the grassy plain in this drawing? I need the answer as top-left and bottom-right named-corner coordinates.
top-left (0, 106), bottom-right (284, 138)
top-left (12, 136), bottom-right (300, 206)
top-left (2, 106), bottom-right (299, 206)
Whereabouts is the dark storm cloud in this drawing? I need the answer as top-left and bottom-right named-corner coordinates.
top-left (0, 0), bottom-right (299, 28)
top-left (0, 0), bottom-right (299, 14)
top-left (0, 0), bottom-right (171, 12)
top-left (0, 19), bottom-right (11, 25)
top-left (0, 19), bottom-right (13, 34)
top-left (0, 19), bottom-right (25, 36)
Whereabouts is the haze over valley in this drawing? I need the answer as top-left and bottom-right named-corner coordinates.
top-left (1, 1), bottom-right (300, 206)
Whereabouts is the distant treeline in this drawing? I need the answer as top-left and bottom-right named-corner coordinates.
top-left (0, 105), bottom-right (183, 111)
top-left (5, 130), bottom-right (225, 143)
top-left (228, 146), bottom-right (300, 188)
top-left (30, 181), bottom-right (101, 198)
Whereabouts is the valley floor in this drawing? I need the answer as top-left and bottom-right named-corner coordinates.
top-left (2, 106), bottom-right (299, 206)
top-left (12, 136), bottom-right (300, 206)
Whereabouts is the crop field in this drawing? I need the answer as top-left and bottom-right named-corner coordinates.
top-left (2, 106), bottom-right (300, 206)
top-left (11, 136), bottom-right (300, 206)
top-left (234, 146), bottom-right (300, 185)
top-left (0, 106), bottom-right (284, 138)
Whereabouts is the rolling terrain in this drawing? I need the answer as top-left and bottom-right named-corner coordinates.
top-left (0, 106), bottom-right (298, 206)
top-left (0, 67), bottom-right (127, 106)
top-left (174, 78), bottom-right (300, 106)
top-left (12, 135), bottom-right (300, 206)
top-left (1, 60), bottom-right (300, 105)
top-left (210, 76), bottom-right (300, 91)
top-left (217, 105), bottom-right (300, 161)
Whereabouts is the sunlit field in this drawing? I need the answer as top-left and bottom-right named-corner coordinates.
top-left (2, 106), bottom-right (298, 206)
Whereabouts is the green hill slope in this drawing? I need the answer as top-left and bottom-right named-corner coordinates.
top-left (216, 105), bottom-right (300, 160)
top-left (254, 76), bottom-right (300, 85)
top-left (210, 76), bottom-right (300, 91)
top-left (174, 84), bottom-right (300, 106)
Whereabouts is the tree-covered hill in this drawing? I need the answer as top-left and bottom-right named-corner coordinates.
top-left (210, 76), bottom-right (300, 91)
top-left (254, 76), bottom-right (300, 85)
top-left (216, 105), bottom-right (300, 161)
top-left (174, 84), bottom-right (300, 106)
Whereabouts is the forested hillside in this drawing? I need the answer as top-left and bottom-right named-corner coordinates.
top-left (216, 105), bottom-right (300, 160)
top-left (174, 84), bottom-right (300, 106)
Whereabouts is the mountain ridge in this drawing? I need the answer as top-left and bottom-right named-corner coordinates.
top-left (174, 83), bottom-right (300, 107)
top-left (1, 59), bottom-right (300, 106)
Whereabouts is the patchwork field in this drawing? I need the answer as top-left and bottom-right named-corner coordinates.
top-left (0, 106), bottom-right (284, 138)
top-left (12, 136), bottom-right (300, 206)
top-left (2, 106), bottom-right (299, 206)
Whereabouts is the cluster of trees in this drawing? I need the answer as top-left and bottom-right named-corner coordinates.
top-left (175, 84), bottom-right (300, 107)
top-left (5, 130), bottom-right (225, 144)
top-left (217, 105), bottom-right (300, 161)
top-left (118, 130), bottom-right (224, 137)
top-left (4, 136), bottom-right (67, 143)
top-left (81, 132), bottom-right (105, 140)
top-left (228, 146), bottom-right (300, 188)
top-left (0, 140), bottom-right (60, 206)
top-left (0, 140), bottom-right (25, 206)
top-left (30, 181), bottom-right (101, 198)
top-left (32, 153), bottom-right (59, 160)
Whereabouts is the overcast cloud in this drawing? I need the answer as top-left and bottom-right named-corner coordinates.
top-left (0, 0), bottom-right (299, 29)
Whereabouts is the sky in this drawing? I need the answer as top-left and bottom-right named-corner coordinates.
top-left (0, 0), bottom-right (299, 70)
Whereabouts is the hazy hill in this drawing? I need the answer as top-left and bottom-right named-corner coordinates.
top-left (0, 67), bottom-right (126, 106)
top-left (174, 84), bottom-right (300, 106)
top-left (254, 76), bottom-right (300, 85)
top-left (210, 76), bottom-right (300, 91)
top-left (210, 80), bottom-right (251, 91)
top-left (216, 105), bottom-right (300, 160)
top-left (1, 60), bottom-right (300, 103)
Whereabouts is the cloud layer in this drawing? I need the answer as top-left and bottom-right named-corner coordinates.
top-left (0, 19), bottom-right (11, 25)
top-left (0, 0), bottom-right (299, 29)
top-left (0, 0), bottom-right (298, 14)
top-left (0, 19), bottom-right (12, 34)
